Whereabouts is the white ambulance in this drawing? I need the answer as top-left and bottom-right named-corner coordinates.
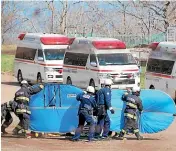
top-left (145, 42), bottom-right (176, 101)
top-left (62, 37), bottom-right (140, 89)
top-left (14, 33), bottom-right (74, 83)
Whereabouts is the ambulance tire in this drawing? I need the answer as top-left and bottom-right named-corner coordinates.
top-left (37, 73), bottom-right (42, 83)
top-left (89, 79), bottom-right (95, 88)
top-left (17, 70), bottom-right (23, 83)
top-left (66, 77), bottom-right (72, 85)
top-left (149, 85), bottom-right (155, 89)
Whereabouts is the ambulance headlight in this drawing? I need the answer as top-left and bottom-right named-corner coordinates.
top-left (44, 67), bottom-right (54, 72)
top-left (97, 73), bottom-right (111, 78)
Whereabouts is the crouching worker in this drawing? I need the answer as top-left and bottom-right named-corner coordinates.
top-left (12, 80), bottom-right (44, 138)
top-left (118, 86), bottom-right (143, 140)
top-left (1, 101), bottom-right (17, 134)
top-left (72, 86), bottom-right (97, 141)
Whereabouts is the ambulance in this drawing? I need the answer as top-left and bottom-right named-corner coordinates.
top-left (62, 37), bottom-right (140, 89)
top-left (145, 42), bottom-right (176, 101)
top-left (14, 33), bottom-right (74, 83)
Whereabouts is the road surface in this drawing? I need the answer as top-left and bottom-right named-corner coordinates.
top-left (1, 74), bottom-right (176, 151)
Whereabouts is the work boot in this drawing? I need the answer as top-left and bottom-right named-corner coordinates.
top-left (118, 131), bottom-right (125, 140)
top-left (1, 126), bottom-right (8, 135)
top-left (71, 138), bottom-right (79, 142)
top-left (135, 132), bottom-right (143, 140)
top-left (66, 132), bottom-right (74, 136)
top-left (21, 130), bottom-right (31, 139)
top-left (12, 128), bottom-right (19, 135)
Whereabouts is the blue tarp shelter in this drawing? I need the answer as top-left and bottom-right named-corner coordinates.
top-left (29, 84), bottom-right (176, 134)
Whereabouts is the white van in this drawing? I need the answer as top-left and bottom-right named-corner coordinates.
top-left (14, 33), bottom-right (74, 83)
top-left (63, 37), bottom-right (140, 89)
top-left (145, 42), bottom-right (176, 101)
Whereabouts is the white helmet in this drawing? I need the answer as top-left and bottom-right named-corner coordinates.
top-left (132, 86), bottom-right (140, 93)
top-left (86, 86), bottom-right (95, 94)
top-left (104, 79), bottom-right (113, 86)
top-left (21, 80), bottom-right (28, 84)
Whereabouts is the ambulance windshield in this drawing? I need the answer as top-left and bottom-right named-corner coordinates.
top-left (44, 49), bottom-right (65, 60)
top-left (97, 53), bottom-right (136, 66)
top-left (147, 58), bottom-right (174, 75)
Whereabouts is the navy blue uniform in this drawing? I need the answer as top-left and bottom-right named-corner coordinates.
top-left (95, 87), bottom-right (112, 137)
top-left (73, 92), bottom-right (97, 141)
top-left (1, 101), bottom-right (17, 134)
top-left (13, 84), bottom-right (43, 134)
top-left (119, 93), bottom-right (143, 139)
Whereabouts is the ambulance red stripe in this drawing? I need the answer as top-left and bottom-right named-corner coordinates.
top-left (15, 59), bottom-right (62, 66)
top-left (146, 72), bottom-right (174, 79)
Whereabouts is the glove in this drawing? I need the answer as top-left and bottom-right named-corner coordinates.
top-left (139, 111), bottom-right (143, 115)
top-left (39, 84), bottom-right (44, 89)
top-left (127, 88), bottom-right (132, 93)
top-left (109, 107), bottom-right (115, 114)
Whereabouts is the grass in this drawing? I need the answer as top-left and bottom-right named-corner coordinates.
top-left (1, 54), bottom-right (15, 73)
top-left (140, 66), bottom-right (146, 89)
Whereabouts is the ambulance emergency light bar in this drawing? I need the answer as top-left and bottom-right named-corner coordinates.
top-left (18, 33), bottom-right (75, 45)
top-left (148, 42), bottom-right (160, 50)
top-left (149, 42), bottom-right (176, 53)
top-left (92, 40), bottom-right (126, 49)
top-left (40, 37), bottom-right (75, 45)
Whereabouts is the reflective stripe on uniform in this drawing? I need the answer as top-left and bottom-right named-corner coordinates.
top-left (124, 113), bottom-right (137, 120)
top-left (134, 129), bottom-right (139, 133)
top-left (121, 129), bottom-right (126, 134)
top-left (16, 125), bottom-right (22, 129)
top-left (126, 102), bottom-right (137, 109)
top-left (16, 109), bottom-right (31, 114)
top-left (16, 97), bottom-right (29, 102)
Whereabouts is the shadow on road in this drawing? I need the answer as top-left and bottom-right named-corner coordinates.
top-left (1, 82), bottom-right (19, 86)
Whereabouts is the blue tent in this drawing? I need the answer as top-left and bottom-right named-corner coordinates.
top-left (29, 84), bottom-right (176, 134)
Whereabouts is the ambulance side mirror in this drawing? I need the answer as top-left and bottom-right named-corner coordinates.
top-left (90, 62), bottom-right (97, 67)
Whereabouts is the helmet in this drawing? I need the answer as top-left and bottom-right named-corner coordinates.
top-left (132, 86), bottom-right (140, 93)
top-left (104, 79), bottom-right (113, 86)
top-left (86, 86), bottom-right (95, 94)
top-left (21, 80), bottom-right (28, 84)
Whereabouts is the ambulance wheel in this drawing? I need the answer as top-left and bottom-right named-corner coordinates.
top-left (149, 85), bottom-right (155, 89)
top-left (37, 73), bottom-right (42, 83)
top-left (89, 79), bottom-right (95, 88)
top-left (17, 70), bottom-right (23, 83)
top-left (66, 77), bottom-right (72, 85)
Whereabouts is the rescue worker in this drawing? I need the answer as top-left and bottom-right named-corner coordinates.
top-left (72, 86), bottom-right (97, 141)
top-left (118, 86), bottom-right (143, 140)
top-left (1, 101), bottom-right (17, 134)
top-left (95, 79), bottom-right (115, 139)
top-left (12, 80), bottom-right (44, 137)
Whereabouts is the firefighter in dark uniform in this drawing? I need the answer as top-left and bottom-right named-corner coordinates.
top-left (1, 101), bottom-right (17, 134)
top-left (72, 86), bottom-right (97, 141)
top-left (118, 86), bottom-right (143, 140)
top-left (95, 79), bottom-right (115, 139)
top-left (12, 80), bottom-right (44, 137)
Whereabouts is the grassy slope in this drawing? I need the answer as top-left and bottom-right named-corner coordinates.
top-left (1, 54), bottom-right (15, 73)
